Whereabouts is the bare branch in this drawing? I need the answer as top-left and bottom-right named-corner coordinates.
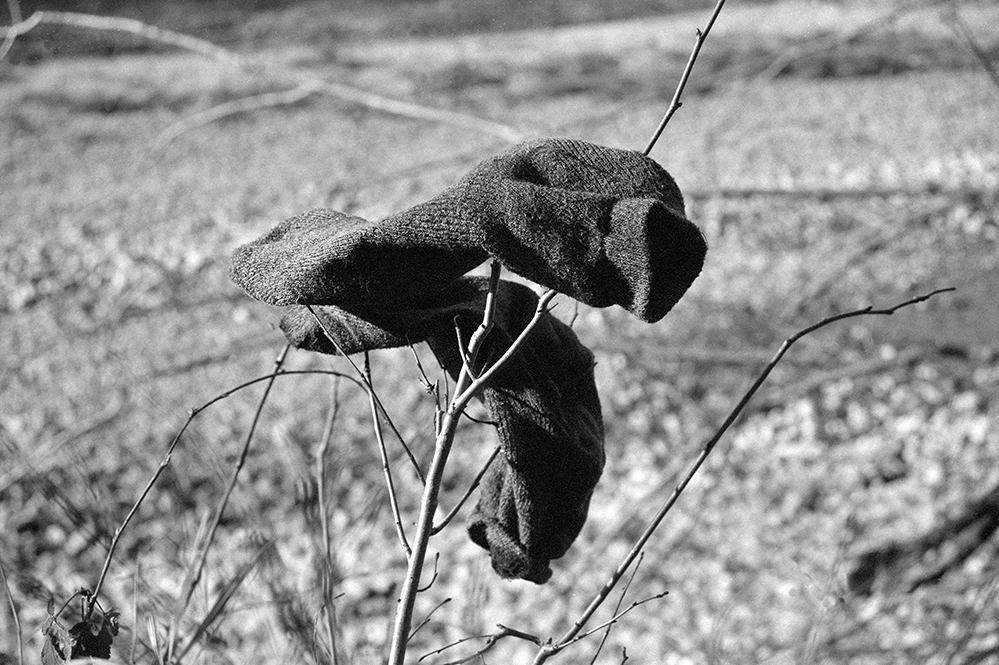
top-left (438, 625), bottom-right (543, 665)
top-left (155, 83), bottom-right (321, 148)
top-left (432, 445), bottom-right (500, 535)
top-left (589, 554), bottom-right (645, 665)
top-left (416, 553), bottom-right (440, 593)
top-left (365, 353), bottom-right (412, 557)
top-left (419, 633), bottom-right (490, 662)
top-left (532, 288), bottom-right (954, 664)
top-left (457, 288), bottom-right (558, 403)
top-left (561, 592), bottom-right (668, 651)
top-left (643, 0), bottom-right (728, 155)
top-left (408, 596), bottom-right (451, 641)
top-left (84, 361), bottom-right (359, 622)
top-left (306, 305), bottom-right (426, 484)
top-left (388, 276), bottom-right (562, 665)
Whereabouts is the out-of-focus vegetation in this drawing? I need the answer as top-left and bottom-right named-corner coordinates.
top-left (2, 0), bottom-right (998, 663)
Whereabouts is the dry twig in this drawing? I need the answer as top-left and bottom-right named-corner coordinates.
top-left (643, 0), bottom-right (728, 155)
top-left (84, 363), bottom-right (363, 621)
top-left (589, 554), bottom-right (644, 665)
top-left (433, 625), bottom-right (542, 665)
top-left (431, 445), bottom-right (500, 535)
top-left (364, 353), bottom-right (412, 556)
top-left (384, 260), bottom-right (557, 665)
top-left (408, 597), bottom-right (451, 642)
top-left (530, 288), bottom-right (954, 664)
top-left (306, 305), bottom-right (426, 484)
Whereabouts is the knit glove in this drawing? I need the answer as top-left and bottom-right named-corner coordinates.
top-left (231, 137), bottom-right (705, 322)
top-left (281, 277), bottom-right (604, 583)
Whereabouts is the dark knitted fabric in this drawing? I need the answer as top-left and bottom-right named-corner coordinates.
top-left (230, 137), bottom-right (706, 322)
top-left (281, 278), bottom-right (605, 584)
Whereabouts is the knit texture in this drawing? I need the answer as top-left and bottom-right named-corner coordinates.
top-left (231, 137), bottom-right (706, 322)
top-left (281, 277), bottom-right (605, 583)
top-left (230, 137), bottom-right (707, 582)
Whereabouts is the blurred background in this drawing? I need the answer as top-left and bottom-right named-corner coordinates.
top-left (2, 0), bottom-right (998, 663)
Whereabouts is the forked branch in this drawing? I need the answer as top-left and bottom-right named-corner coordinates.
top-left (384, 263), bottom-right (558, 665)
top-left (531, 288), bottom-right (954, 664)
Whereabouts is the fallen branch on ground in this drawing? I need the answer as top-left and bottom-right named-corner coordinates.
top-left (0, 11), bottom-right (525, 144)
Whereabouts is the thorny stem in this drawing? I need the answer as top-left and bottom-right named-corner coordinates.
top-left (165, 344), bottom-right (290, 662)
top-left (531, 288), bottom-right (954, 664)
top-left (643, 0), bottom-right (727, 156)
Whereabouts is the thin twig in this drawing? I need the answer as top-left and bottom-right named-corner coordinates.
top-left (167, 344), bottom-right (290, 660)
top-left (0, 553), bottom-right (22, 665)
top-left (85, 363), bottom-right (358, 620)
top-left (561, 592), bottom-right (668, 651)
top-left (454, 261), bottom-right (504, 387)
top-left (460, 289), bottom-right (558, 397)
top-left (432, 445), bottom-right (501, 535)
top-left (438, 625), bottom-right (542, 665)
top-left (531, 288), bottom-right (954, 664)
top-left (365, 353), bottom-right (412, 556)
top-left (408, 597), bottom-right (451, 641)
top-left (155, 83), bottom-right (322, 148)
top-left (306, 305), bottom-right (426, 484)
top-left (643, 0), bottom-right (727, 155)
top-left (589, 554), bottom-right (644, 665)
top-left (419, 633), bottom-right (491, 662)
top-left (416, 553), bottom-right (440, 593)
top-left (387, 275), bottom-right (560, 665)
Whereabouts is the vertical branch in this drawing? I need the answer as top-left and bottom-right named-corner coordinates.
top-left (365, 352), bottom-right (412, 557)
top-left (643, 0), bottom-right (728, 156)
top-left (386, 266), bottom-right (553, 665)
